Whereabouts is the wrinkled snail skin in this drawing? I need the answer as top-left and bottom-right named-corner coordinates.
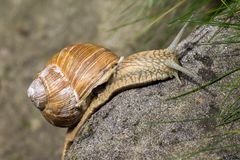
top-left (27, 19), bottom-right (196, 160)
top-left (91, 49), bottom-right (179, 110)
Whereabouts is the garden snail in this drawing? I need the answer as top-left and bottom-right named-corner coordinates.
top-left (27, 20), bottom-right (197, 159)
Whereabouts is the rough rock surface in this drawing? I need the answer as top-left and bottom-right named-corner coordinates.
top-left (66, 18), bottom-right (240, 159)
top-left (0, 1), bottom-right (149, 160)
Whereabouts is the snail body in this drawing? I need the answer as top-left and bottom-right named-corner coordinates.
top-left (28, 20), bottom-right (196, 159)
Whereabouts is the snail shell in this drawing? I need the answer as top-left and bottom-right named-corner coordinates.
top-left (27, 44), bottom-right (119, 127)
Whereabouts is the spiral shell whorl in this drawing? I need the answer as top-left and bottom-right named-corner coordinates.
top-left (27, 77), bottom-right (47, 110)
top-left (28, 44), bottom-right (119, 127)
top-left (28, 64), bottom-right (80, 127)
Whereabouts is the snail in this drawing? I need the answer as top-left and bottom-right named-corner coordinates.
top-left (27, 19), bottom-right (197, 159)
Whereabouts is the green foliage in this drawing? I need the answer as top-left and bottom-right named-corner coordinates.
top-left (166, 66), bottom-right (240, 100)
top-left (115, 0), bottom-right (240, 158)
top-left (110, 0), bottom-right (236, 49)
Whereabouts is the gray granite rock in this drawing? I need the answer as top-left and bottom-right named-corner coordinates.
top-left (0, 1), bottom-right (146, 159)
top-left (66, 17), bottom-right (240, 160)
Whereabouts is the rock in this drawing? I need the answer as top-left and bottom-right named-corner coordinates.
top-left (0, 1), bottom-right (152, 159)
top-left (66, 17), bottom-right (240, 159)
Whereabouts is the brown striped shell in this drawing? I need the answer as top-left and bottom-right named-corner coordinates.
top-left (27, 44), bottom-right (119, 127)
